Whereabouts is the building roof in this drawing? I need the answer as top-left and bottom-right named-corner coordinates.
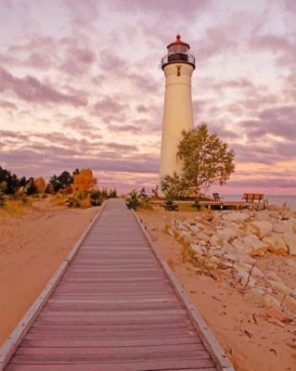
top-left (167, 34), bottom-right (190, 49)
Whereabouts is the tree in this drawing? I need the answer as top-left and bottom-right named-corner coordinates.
top-left (161, 173), bottom-right (194, 199)
top-left (25, 177), bottom-right (38, 195)
top-left (46, 171), bottom-right (74, 194)
top-left (161, 123), bottom-right (235, 197)
top-left (72, 168), bottom-right (97, 192)
top-left (57, 171), bottom-right (73, 188)
top-left (46, 175), bottom-right (60, 193)
top-left (0, 166), bottom-right (22, 194)
top-left (34, 177), bottom-right (46, 193)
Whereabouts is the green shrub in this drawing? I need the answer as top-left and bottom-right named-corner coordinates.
top-left (164, 194), bottom-right (179, 211)
top-left (138, 187), bottom-right (151, 209)
top-left (101, 188), bottom-right (108, 199)
top-left (90, 190), bottom-right (102, 206)
top-left (108, 189), bottom-right (117, 198)
top-left (126, 191), bottom-right (140, 210)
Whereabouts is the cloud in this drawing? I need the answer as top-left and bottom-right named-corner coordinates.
top-left (134, 118), bottom-right (161, 133)
top-left (232, 137), bottom-right (296, 165)
top-left (63, 0), bottom-right (99, 25)
top-left (283, 70), bottom-right (296, 100)
top-left (0, 67), bottom-right (87, 106)
top-left (110, 0), bottom-right (212, 20)
top-left (206, 123), bottom-right (239, 140)
top-left (99, 49), bottom-right (126, 72)
top-left (0, 130), bottom-right (28, 141)
top-left (59, 36), bottom-right (96, 75)
top-left (193, 26), bottom-right (237, 61)
top-left (239, 105), bottom-right (296, 140)
top-left (105, 142), bottom-right (138, 152)
top-left (236, 94), bottom-right (277, 111)
top-left (91, 96), bottom-right (128, 122)
top-left (64, 116), bottom-right (99, 135)
top-left (1, 36), bottom-right (58, 69)
top-left (211, 78), bottom-right (255, 93)
top-left (1, 34), bottom-right (96, 75)
top-left (0, 100), bottom-right (17, 109)
top-left (249, 35), bottom-right (296, 67)
top-left (0, 147), bottom-right (158, 179)
top-left (126, 73), bottom-right (160, 94)
top-left (227, 178), bottom-right (296, 189)
top-left (284, 0), bottom-right (296, 14)
top-left (108, 124), bottom-right (142, 134)
top-left (137, 105), bottom-right (149, 113)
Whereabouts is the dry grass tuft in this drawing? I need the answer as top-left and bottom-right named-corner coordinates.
top-left (178, 204), bottom-right (196, 212)
top-left (172, 228), bottom-right (219, 280)
top-left (0, 199), bottom-right (30, 217)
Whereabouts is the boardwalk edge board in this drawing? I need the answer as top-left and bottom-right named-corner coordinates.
top-left (133, 210), bottom-right (235, 371)
top-left (0, 201), bottom-right (108, 371)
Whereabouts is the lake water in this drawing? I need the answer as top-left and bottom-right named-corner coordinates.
top-left (222, 195), bottom-right (296, 211)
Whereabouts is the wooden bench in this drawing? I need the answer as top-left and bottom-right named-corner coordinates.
top-left (212, 193), bottom-right (221, 201)
top-left (242, 193), bottom-right (264, 203)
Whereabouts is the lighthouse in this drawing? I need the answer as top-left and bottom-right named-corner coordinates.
top-left (160, 35), bottom-right (196, 180)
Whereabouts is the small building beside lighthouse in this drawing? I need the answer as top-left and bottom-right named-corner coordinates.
top-left (160, 35), bottom-right (196, 180)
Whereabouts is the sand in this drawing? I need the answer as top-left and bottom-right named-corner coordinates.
top-left (138, 207), bottom-right (296, 371)
top-left (0, 198), bottom-right (99, 345)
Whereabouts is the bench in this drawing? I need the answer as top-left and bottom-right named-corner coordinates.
top-left (212, 193), bottom-right (221, 201)
top-left (242, 193), bottom-right (264, 203)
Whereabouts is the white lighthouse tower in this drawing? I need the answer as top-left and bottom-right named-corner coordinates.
top-left (160, 35), bottom-right (196, 180)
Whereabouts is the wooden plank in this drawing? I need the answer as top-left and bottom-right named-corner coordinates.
top-left (5, 359), bottom-right (216, 370)
top-left (30, 322), bottom-right (192, 333)
top-left (16, 343), bottom-right (204, 355)
top-left (20, 337), bottom-right (201, 348)
top-left (11, 350), bottom-right (210, 363)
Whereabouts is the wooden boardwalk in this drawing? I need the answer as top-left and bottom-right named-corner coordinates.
top-left (3, 199), bottom-right (231, 370)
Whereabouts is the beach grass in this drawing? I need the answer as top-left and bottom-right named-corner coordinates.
top-left (0, 199), bottom-right (30, 217)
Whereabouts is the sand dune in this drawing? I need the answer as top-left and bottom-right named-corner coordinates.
top-left (0, 199), bottom-right (98, 345)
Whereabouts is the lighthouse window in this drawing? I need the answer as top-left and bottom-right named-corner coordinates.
top-left (177, 66), bottom-right (181, 76)
top-left (169, 44), bottom-right (187, 54)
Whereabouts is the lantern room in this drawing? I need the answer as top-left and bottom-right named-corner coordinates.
top-left (161, 34), bottom-right (195, 69)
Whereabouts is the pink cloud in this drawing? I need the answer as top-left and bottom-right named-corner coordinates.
top-left (127, 73), bottom-right (159, 93)
top-left (64, 116), bottom-right (99, 135)
top-left (137, 105), bottom-right (149, 113)
top-left (110, 0), bottom-right (212, 20)
top-left (99, 49), bottom-right (126, 72)
top-left (0, 67), bottom-right (87, 106)
top-left (249, 35), bottom-right (296, 67)
top-left (0, 100), bottom-right (17, 109)
top-left (59, 36), bottom-right (96, 75)
top-left (2, 36), bottom-right (57, 69)
top-left (92, 96), bottom-right (127, 117)
top-left (108, 124), bottom-right (142, 134)
top-left (211, 78), bottom-right (255, 92)
top-left (284, 0), bottom-right (296, 13)
top-left (193, 27), bottom-right (237, 61)
top-left (63, 0), bottom-right (99, 24)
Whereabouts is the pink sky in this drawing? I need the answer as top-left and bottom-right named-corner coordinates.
top-left (0, 0), bottom-right (295, 194)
